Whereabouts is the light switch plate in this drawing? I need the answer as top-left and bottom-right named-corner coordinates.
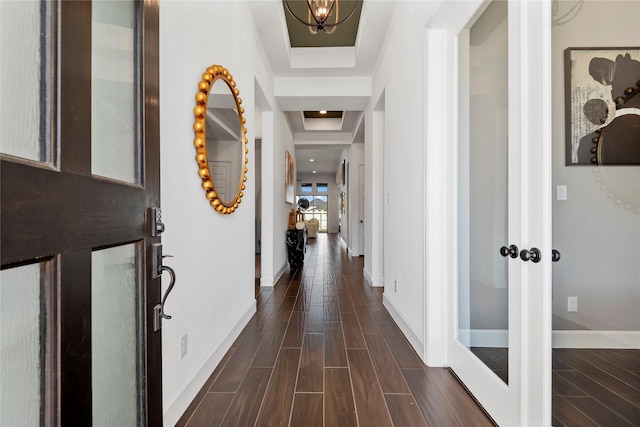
top-left (557, 185), bottom-right (567, 201)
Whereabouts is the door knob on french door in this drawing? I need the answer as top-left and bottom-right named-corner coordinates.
top-left (500, 244), bottom-right (519, 258)
top-left (520, 247), bottom-right (541, 263)
top-left (552, 249), bottom-right (561, 262)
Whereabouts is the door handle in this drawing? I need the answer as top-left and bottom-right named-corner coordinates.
top-left (552, 249), bottom-right (561, 262)
top-left (499, 244), bottom-right (519, 258)
top-left (157, 265), bottom-right (176, 320)
top-left (520, 247), bottom-right (541, 263)
top-left (152, 243), bottom-right (176, 331)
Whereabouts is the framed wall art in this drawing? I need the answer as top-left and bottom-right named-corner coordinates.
top-left (564, 47), bottom-right (640, 165)
top-left (285, 150), bottom-right (295, 203)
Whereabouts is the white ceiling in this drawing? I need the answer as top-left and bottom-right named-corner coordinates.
top-left (248, 0), bottom-right (396, 175)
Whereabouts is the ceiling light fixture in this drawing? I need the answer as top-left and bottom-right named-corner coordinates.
top-left (313, 171), bottom-right (317, 174)
top-left (319, 110), bottom-right (327, 115)
top-left (310, 158), bottom-right (315, 162)
top-left (283, 0), bottom-right (360, 35)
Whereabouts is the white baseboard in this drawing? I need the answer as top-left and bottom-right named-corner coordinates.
top-left (458, 329), bottom-right (508, 348)
top-left (382, 295), bottom-right (424, 360)
top-left (457, 329), bottom-right (640, 349)
top-left (363, 268), bottom-right (372, 285)
top-left (260, 262), bottom-right (287, 287)
top-left (163, 301), bottom-right (256, 427)
top-left (274, 262), bottom-right (287, 284)
top-left (363, 267), bottom-right (384, 287)
top-left (552, 330), bottom-right (640, 349)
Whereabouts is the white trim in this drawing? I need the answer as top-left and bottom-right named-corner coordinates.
top-left (458, 329), bottom-right (509, 348)
top-left (163, 301), bottom-right (256, 427)
top-left (363, 267), bottom-right (372, 285)
top-left (363, 267), bottom-right (384, 287)
top-left (424, 27), bottom-right (450, 368)
top-left (519, 2), bottom-right (554, 424)
top-left (383, 294), bottom-right (424, 360)
top-left (261, 262), bottom-right (287, 287)
top-left (454, 329), bottom-right (640, 350)
top-left (552, 331), bottom-right (640, 349)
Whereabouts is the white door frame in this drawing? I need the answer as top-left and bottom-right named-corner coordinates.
top-left (423, 0), bottom-right (553, 425)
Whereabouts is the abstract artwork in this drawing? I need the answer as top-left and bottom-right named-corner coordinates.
top-left (564, 47), bottom-right (640, 165)
top-left (285, 150), bottom-right (295, 203)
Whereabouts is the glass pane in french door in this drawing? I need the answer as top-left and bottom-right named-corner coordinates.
top-left (457, 0), bottom-right (509, 384)
top-left (91, 0), bottom-right (140, 184)
top-left (92, 243), bottom-right (140, 426)
top-left (551, 2), bottom-right (640, 425)
top-left (0, 262), bottom-right (46, 426)
top-left (0, 1), bottom-right (51, 163)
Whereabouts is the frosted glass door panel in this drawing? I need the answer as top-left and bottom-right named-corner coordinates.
top-left (0, 263), bottom-right (44, 426)
top-left (457, 0), bottom-right (509, 384)
top-left (92, 244), bottom-right (139, 426)
top-left (0, 1), bottom-right (50, 162)
top-left (91, 1), bottom-right (139, 184)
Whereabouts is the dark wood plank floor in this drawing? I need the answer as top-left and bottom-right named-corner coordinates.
top-left (471, 347), bottom-right (640, 426)
top-left (177, 234), bottom-right (494, 427)
top-left (553, 348), bottom-right (640, 427)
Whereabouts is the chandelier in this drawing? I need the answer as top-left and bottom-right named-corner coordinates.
top-left (283, 0), bottom-right (360, 35)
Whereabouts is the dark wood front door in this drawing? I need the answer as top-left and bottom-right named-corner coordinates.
top-left (1, 1), bottom-right (162, 425)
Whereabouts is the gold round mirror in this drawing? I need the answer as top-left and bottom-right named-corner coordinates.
top-left (193, 65), bottom-right (248, 214)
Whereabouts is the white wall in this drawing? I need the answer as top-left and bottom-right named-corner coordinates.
top-left (551, 1), bottom-right (640, 333)
top-left (364, 106), bottom-right (385, 287)
top-left (346, 143), bottom-right (364, 256)
top-left (262, 111), bottom-right (296, 286)
top-left (159, 1), bottom-right (289, 424)
top-left (367, 2), bottom-right (440, 358)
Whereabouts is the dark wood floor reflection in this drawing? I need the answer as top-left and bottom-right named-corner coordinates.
top-left (552, 349), bottom-right (640, 427)
top-left (469, 346), bottom-right (640, 426)
top-left (177, 234), bottom-right (494, 427)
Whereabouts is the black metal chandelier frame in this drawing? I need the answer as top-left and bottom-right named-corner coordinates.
top-left (283, 0), bottom-right (360, 32)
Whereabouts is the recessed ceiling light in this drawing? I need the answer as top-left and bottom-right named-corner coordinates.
top-left (303, 111), bottom-right (342, 119)
top-left (309, 158), bottom-right (315, 162)
top-left (312, 171), bottom-right (317, 174)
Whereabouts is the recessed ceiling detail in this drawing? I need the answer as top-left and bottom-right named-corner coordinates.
top-left (283, 0), bottom-right (363, 48)
top-left (304, 110), bottom-right (343, 118)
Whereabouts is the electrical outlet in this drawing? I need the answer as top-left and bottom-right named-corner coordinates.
top-left (394, 280), bottom-right (398, 293)
top-left (181, 334), bottom-right (188, 359)
top-left (567, 297), bottom-right (578, 312)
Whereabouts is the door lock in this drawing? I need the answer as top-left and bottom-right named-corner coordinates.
top-left (149, 207), bottom-right (165, 237)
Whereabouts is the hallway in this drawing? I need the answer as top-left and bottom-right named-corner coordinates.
top-left (177, 234), bottom-right (493, 426)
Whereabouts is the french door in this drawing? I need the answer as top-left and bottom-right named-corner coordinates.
top-left (449, 0), bottom-right (552, 425)
top-left (0, 1), bottom-right (163, 425)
